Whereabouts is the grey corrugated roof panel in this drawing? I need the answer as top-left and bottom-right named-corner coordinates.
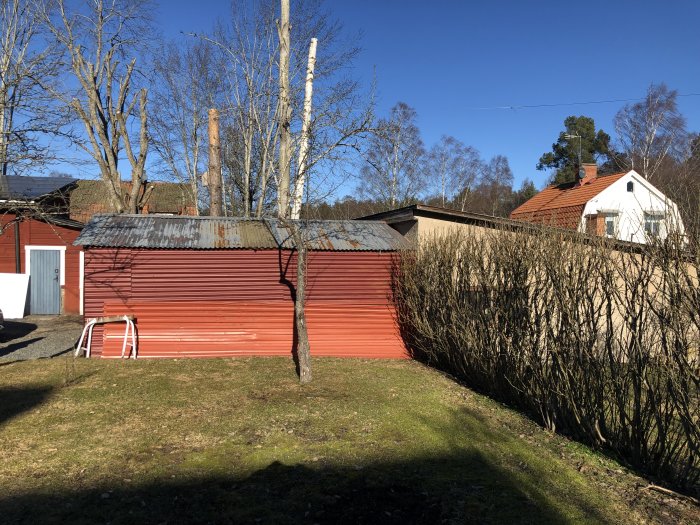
top-left (75, 215), bottom-right (408, 251)
top-left (0, 175), bottom-right (78, 200)
top-left (266, 219), bottom-right (409, 251)
top-left (45, 215), bottom-right (84, 229)
top-left (75, 215), bottom-right (278, 249)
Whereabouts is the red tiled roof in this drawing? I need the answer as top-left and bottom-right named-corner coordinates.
top-left (510, 172), bottom-right (626, 229)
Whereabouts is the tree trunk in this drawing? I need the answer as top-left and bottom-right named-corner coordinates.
top-left (291, 37), bottom-right (318, 220)
top-left (292, 224), bottom-right (311, 383)
top-left (243, 116), bottom-right (253, 217)
top-left (277, 0), bottom-right (291, 219)
top-left (124, 90), bottom-right (150, 214)
top-left (277, 217), bottom-right (313, 383)
top-left (208, 108), bottom-right (222, 216)
top-left (276, 1), bottom-right (311, 383)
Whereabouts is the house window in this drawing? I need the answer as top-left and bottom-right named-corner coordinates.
top-left (604, 213), bottom-right (618, 237)
top-left (627, 181), bottom-right (634, 192)
top-left (644, 213), bottom-right (664, 237)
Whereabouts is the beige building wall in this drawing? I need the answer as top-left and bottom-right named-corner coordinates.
top-left (392, 212), bottom-right (698, 360)
top-left (415, 216), bottom-right (484, 240)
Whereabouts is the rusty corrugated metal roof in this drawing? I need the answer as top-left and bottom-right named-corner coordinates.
top-left (75, 215), bottom-right (408, 251)
top-left (267, 219), bottom-right (409, 251)
top-left (75, 215), bottom-right (277, 249)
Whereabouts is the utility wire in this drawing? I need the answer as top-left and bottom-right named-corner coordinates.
top-left (467, 92), bottom-right (700, 111)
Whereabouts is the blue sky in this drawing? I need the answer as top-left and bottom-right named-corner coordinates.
top-left (108, 0), bottom-right (698, 195)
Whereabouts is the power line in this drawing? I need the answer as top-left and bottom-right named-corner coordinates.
top-left (467, 92), bottom-right (700, 111)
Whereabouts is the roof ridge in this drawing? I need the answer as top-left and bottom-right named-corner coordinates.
top-left (89, 214), bottom-right (396, 224)
top-left (91, 213), bottom-right (266, 220)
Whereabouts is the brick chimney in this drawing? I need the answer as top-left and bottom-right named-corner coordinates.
top-left (578, 163), bottom-right (597, 185)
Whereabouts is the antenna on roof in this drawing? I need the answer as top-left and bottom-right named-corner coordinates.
top-left (564, 133), bottom-right (585, 180)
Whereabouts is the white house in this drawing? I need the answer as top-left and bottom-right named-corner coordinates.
top-left (510, 164), bottom-right (684, 244)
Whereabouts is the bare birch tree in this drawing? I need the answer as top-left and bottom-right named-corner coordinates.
top-left (197, 1), bottom-right (287, 218)
top-left (150, 40), bottom-right (224, 215)
top-left (198, 0), bottom-right (371, 218)
top-left (614, 83), bottom-right (687, 182)
top-left (424, 135), bottom-right (481, 208)
top-left (359, 102), bottom-right (425, 208)
top-left (42, 0), bottom-right (153, 213)
top-left (0, 0), bottom-right (61, 186)
top-left (477, 154), bottom-right (514, 216)
top-left (190, 7), bottom-right (279, 218)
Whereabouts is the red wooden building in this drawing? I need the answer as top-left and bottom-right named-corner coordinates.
top-left (0, 213), bottom-right (84, 315)
top-left (75, 215), bottom-right (408, 359)
top-left (0, 176), bottom-right (85, 315)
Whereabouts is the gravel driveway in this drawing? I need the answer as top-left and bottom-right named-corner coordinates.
top-left (0, 316), bottom-right (84, 361)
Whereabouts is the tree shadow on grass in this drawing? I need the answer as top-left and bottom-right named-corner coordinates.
top-left (0, 386), bottom-right (53, 428)
top-left (1, 450), bottom-right (612, 525)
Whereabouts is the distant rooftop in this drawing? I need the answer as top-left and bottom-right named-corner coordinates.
top-left (0, 175), bottom-right (77, 201)
top-left (75, 215), bottom-right (409, 252)
top-left (510, 172), bottom-right (626, 229)
top-left (69, 179), bottom-right (197, 222)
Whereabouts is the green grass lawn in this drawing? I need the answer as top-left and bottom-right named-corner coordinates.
top-left (0, 357), bottom-right (696, 524)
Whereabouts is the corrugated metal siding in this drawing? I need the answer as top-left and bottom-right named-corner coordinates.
top-left (84, 248), bottom-right (406, 359)
top-left (102, 302), bottom-right (294, 358)
top-left (305, 252), bottom-right (396, 303)
top-left (83, 249), bottom-right (133, 356)
top-left (305, 303), bottom-right (402, 358)
top-left (130, 250), bottom-right (289, 301)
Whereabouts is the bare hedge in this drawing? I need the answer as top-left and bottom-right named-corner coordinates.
top-left (393, 229), bottom-right (700, 492)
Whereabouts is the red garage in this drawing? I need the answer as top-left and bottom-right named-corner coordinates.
top-left (75, 215), bottom-right (408, 359)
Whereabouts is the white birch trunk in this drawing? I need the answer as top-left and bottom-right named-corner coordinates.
top-left (290, 37), bottom-right (318, 220)
top-left (276, 0), bottom-right (291, 219)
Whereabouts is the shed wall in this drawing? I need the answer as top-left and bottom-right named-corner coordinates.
top-left (415, 216), bottom-right (486, 241)
top-left (83, 248), bottom-right (405, 359)
top-left (0, 214), bottom-right (82, 314)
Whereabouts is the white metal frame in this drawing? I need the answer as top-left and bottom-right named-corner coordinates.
top-left (75, 315), bottom-right (137, 359)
